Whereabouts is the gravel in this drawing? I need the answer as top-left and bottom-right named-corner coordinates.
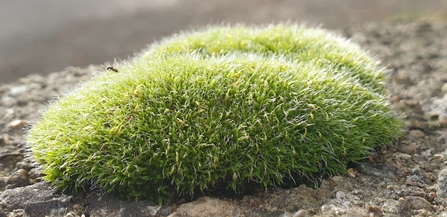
top-left (1, 20), bottom-right (447, 216)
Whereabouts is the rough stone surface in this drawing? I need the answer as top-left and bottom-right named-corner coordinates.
top-left (437, 168), bottom-right (447, 198)
top-left (169, 197), bottom-right (236, 217)
top-left (2, 20), bottom-right (447, 216)
top-left (0, 182), bottom-right (72, 216)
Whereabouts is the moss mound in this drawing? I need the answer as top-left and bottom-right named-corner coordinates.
top-left (143, 24), bottom-right (385, 93)
top-left (27, 24), bottom-right (402, 204)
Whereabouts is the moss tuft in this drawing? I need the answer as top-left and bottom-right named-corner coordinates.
top-left (144, 24), bottom-right (385, 93)
top-left (27, 24), bottom-right (402, 204)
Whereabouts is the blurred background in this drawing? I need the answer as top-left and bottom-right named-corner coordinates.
top-left (1, 0), bottom-right (447, 84)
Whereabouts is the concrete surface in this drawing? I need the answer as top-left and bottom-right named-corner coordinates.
top-left (1, 0), bottom-right (447, 83)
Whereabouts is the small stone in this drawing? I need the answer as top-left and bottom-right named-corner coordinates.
top-left (159, 206), bottom-right (173, 216)
top-left (429, 192), bottom-right (437, 199)
top-left (6, 120), bottom-right (26, 129)
top-left (402, 99), bottom-right (420, 108)
top-left (441, 82), bottom-right (447, 92)
top-left (8, 209), bottom-right (26, 217)
top-left (421, 149), bottom-right (432, 158)
top-left (409, 129), bottom-right (425, 139)
top-left (292, 209), bottom-right (308, 217)
top-left (437, 133), bottom-right (447, 145)
top-left (397, 196), bottom-right (431, 216)
top-left (335, 191), bottom-right (347, 200)
top-left (0, 135), bottom-right (8, 145)
top-left (437, 168), bottom-right (447, 198)
top-left (72, 204), bottom-right (85, 216)
top-left (397, 142), bottom-right (420, 155)
top-left (391, 95), bottom-right (400, 103)
top-left (6, 169), bottom-right (31, 189)
top-left (64, 212), bottom-right (76, 217)
top-left (405, 120), bottom-right (429, 132)
top-left (365, 205), bottom-right (383, 216)
top-left (0, 177), bottom-right (7, 191)
top-left (440, 116), bottom-right (447, 128)
top-left (9, 85), bottom-right (27, 96)
top-left (413, 154), bottom-right (424, 164)
top-left (393, 152), bottom-right (412, 161)
top-left (5, 120), bottom-right (26, 134)
top-left (16, 162), bottom-right (33, 171)
top-left (434, 154), bottom-right (444, 161)
top-left (280, 211), bottom-right (293, 217)
top-left (50, 207), bottom-right (68, 216)
top-left (405, 172), bottom-right (427, 187)
top-left (386, 185), bottom-right (400, 199)
top-left (346, 168), bottom-right (357, 178)
top-left (404, 196), bottom-right (434, 211)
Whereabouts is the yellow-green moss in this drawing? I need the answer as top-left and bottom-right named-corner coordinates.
top-left (143, 24), bottom-right (385, 93)
top-left (28, 24), bottom-right (402, 204)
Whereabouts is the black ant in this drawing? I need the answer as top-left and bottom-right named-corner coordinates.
top-left (106, 66), bottom-right (119, 72)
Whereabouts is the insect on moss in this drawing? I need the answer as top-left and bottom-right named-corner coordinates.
top-left (106, 66), bottom-right (119, 72)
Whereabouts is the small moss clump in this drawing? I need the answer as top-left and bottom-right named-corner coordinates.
top-left (27, 24), bottom-right (402, 204)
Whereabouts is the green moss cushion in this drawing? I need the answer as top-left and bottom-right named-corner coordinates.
top-left (28, 25), bottom-right (402, 204)
top-left (144, 24), bottom-right (385, 93)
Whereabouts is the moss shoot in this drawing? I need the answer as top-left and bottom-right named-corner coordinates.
top-left (27, 24), bottom-right (402, 204)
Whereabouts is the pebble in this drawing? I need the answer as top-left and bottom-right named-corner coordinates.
top-left (6, 169), bottom-right (31, 189)
top-left (397, 142), bottom-right (420, 155)
top-left (0, 177), bottom-right (7, 191)
top-left (441, 82), bottom-right (447, 92)
top-left (386, 185), bottom-right (400, 200)
top-left (405, 167), bottom-right (427, 187)
top-left (7, 209), bottom-right (26, 216)
top-left (0, 135), bottom-right (8, 145)
top-left (49, 207), bottom-right (68, 216)
top-left (159, 206), bottom-right (173, 216)
top-left (16, 162), bottom-right (33, 171)
top-left (437, 167), bottom-right (447, 198)
top-left (365, 205), bottom-right (383, 216)
top-left (346, 168), bottom-right (357, 178)
top-left (437, 133), bottom-right (447, 145)
top-left (5, 119), bottom-right (25, 129)
top-left (64, 212), bottom-right (76, 217)
top-left (5, 119), bottom-right (26, 134)
top-left (292, 210), bottom-right (308, 217)
top-left (402, 196), bottom-right (434, 211)
top-left (8, 85), bottom-right (27, 96)
top-left (393, 152), bottom-right (412, 161)
top-left (429, 192), bottom-right (437, 200)
top-left (440, 116), bottom-right (447, 128)
top-left (335, 191), bottom-right (347, 200)
top-left (421, 149), bottom-right (432, 158)
top-left (434, 153), bottom-right (445, 161)
top-left (409, 129), bottom-right (425, 139)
